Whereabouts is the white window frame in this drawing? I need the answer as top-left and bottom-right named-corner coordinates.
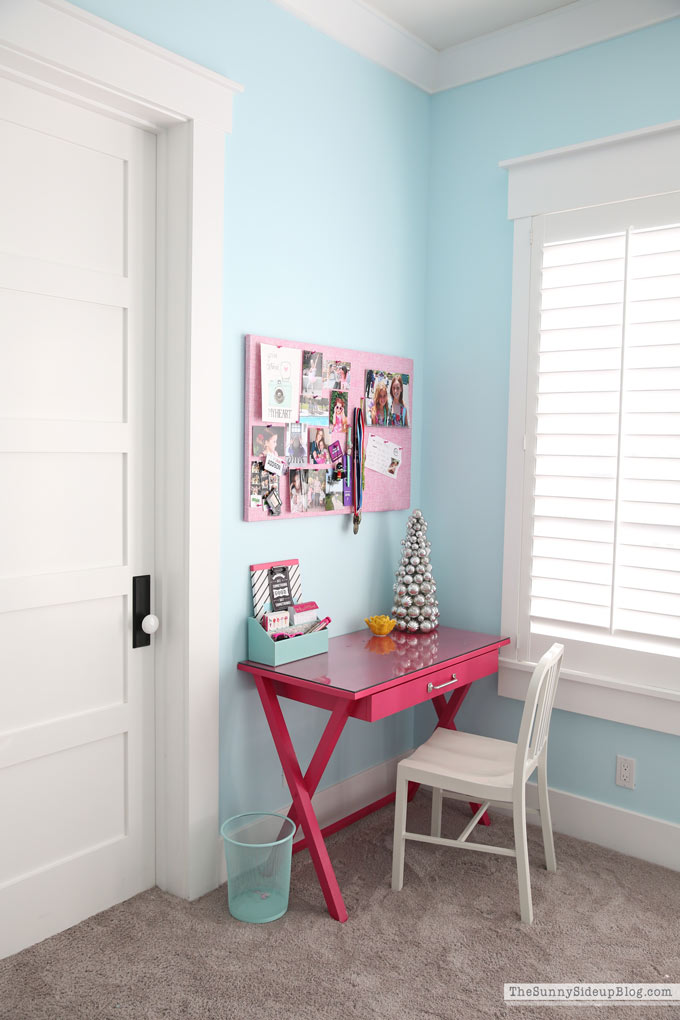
top-left (0, 0), bottom-right (243, 898)
top-left (499, 121), bottom-right (680, 738)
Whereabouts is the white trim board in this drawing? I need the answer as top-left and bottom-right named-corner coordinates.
top-left (270, 0), bottom-right (680, 94)
top-left (0, 0), bottom-right (242, 130)
top-left (434, 0), bottom-right (680, 92)
top-left (499, 661), bottom-right (680, 737)
top-left (272, 0), bottom-right (437, 92)
top-left (480, 783), bottom-right (680, 874)
top-left (0, 0), bottom-right (242, 911)
top-left (501, 119), bottom-right (680, 220)
top-left (218, 752), bottom-right (680, 887)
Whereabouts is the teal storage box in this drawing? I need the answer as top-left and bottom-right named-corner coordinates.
top-left (247, 616), bottom-right (329, 666)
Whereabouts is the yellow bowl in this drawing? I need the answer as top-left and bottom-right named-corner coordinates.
top-left (365, 615), bottom-right (396, 636)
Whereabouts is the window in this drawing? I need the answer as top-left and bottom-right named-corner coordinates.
top-left (500, 127), bottom-right (680, 712)
top-left (531, 198), bottom-right (680, 653)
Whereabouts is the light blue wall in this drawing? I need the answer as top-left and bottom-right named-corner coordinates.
top-left (71, 0), bottom-right (429, 819)
top-left (71, 0), bottom-right (680, 826)
top-left (419, 19), bottom-right (680, 823)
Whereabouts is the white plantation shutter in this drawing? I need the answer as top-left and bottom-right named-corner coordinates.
top-left (529, 199), bottom-right (680, 654)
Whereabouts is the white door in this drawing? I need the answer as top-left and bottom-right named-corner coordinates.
top-left (0, 77), bottom-right (156, 958)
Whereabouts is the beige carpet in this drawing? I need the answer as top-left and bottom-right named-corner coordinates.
top-left (1, 794), bottom-right (679, 1020)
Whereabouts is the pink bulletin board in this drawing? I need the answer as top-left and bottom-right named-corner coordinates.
top-left (244, 334), bottom-right (413, 522)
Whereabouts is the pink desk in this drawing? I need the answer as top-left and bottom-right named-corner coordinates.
top-left (238, 626), bottom-right (510, 922)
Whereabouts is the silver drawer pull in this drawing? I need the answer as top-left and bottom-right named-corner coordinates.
top-left (427, 673), bottom-right (457, 693)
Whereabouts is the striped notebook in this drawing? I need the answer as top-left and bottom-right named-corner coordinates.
top-left (250, 559), bottom-right (302, 622)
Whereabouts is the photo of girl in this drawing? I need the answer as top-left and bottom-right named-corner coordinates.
top-left (287, 424), bottom-right (308, 464)
top-left (322, 360), bottom-right (351, 391)
top-left (289, 469), bottom-right (308, 513)
top-left (368, 381), bottom-right (389, 426)
top-left (252, 425), bottom-right (285, 457)
top-left (302, 351), bottom-right (323, 396)
top-left (309, 427), bottom-right (330, 464)
top-left (388, 373), bottom-right (409, 427)
top-left (307, 470), bottom-right (326, 510)
top-left (329, 391), bottom-right (348, 433)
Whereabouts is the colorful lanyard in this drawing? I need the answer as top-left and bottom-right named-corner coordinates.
top-left (352, 406), bottom-right (365, 534)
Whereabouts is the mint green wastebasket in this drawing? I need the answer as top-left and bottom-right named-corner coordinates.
top-left (221, 812), bottom-right (295, 923)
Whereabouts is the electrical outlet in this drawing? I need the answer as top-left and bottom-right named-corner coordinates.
top-left (616, 755), bottom-right (636, 790)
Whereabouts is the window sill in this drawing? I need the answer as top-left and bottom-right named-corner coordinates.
top-left (499, 658), bottom-right (680, 736)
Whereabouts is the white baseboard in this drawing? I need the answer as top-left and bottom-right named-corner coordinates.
top-left (218, 752), bottom-right (408, 884)
top-left (219, 756), bottom-right (680, 885)
top-left (531, 784), bottom-right (680, 873)
top-left (447, 783), bottom-right (680, 873)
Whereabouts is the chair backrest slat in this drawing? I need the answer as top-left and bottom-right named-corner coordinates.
top-left (513, 644), bottom-right (564, 789)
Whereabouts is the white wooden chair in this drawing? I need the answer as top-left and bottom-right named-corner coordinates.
top-left (391, 643), bottom-right (564, 923)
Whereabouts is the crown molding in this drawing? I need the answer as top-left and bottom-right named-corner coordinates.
top-left (271, 0), bottom-right (438, 91)
top-left (272, 0), bottom-right (680, 94)
top-left (435, 0), bottom-right (680, 92)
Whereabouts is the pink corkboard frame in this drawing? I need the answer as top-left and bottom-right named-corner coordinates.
top-left (244, 334), bottom-right (413, 522)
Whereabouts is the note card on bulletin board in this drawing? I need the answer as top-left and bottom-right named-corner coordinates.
top-left (243, 334), bottom-right (413, 522)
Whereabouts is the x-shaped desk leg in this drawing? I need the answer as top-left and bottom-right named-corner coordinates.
top-left (254, 676), bottom-right (351, 922)
top-left (431, 682), bottom-right (491, 827)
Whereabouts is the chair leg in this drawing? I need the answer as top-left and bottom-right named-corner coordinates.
top-left (538, 761), bottom-right (557, 873)
top-left (430, 787), bottom-right (443, 838)
top-left (513, 787), bottom-right (533, 924)
top-left (391, 771), bottom-right (408, 891)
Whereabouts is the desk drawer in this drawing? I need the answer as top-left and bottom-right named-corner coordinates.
top-left (353, 648), bottom-right (499, 722)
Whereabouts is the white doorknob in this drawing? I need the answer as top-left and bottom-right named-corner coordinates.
top-left (141, 614), bottom-right (159, 635)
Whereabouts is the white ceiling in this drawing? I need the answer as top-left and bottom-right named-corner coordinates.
top-left (363, 0), bottom-right (580, 51)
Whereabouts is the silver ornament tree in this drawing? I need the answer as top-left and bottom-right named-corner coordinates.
top-left (392, 508), bottom-right (439, 633)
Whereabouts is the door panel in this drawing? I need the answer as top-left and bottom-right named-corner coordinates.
top-left (0, 118), bottom-right (126, 273)
top-left (0, 76), bottom-right (156, 958)
top-left (1, 290), bottom-right (125, 422)
top-left (0, 452), bottom-right (124, 576)
top-left (1, 597), bottom-right (125, 730)
top-left (0, 735), bottom-right (127, 885)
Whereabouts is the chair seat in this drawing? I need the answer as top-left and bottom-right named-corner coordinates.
top-left (399, 728), bottom-right (517, 801)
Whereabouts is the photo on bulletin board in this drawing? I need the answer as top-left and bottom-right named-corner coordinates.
top-left (289, 468), bottom-right (308, 513)
top-left (286, 423), bottom-right (308, 464)
top-left (252, 424), bottom-right (286, 458)
top-left (388, 373), bottom-right (410, 427)
top-left (299, 394), bottom-right (329, 427)
top-left (302, 351), bottom-right (324, 397)
top-left (329, 391), bottom-right (348, 434)
top-left (364, 369), bottom-right (410, 427)
top-left (307, 469), bottom-right (327, 510)
top-left (325, 470), bottom-right (344, 511)
top-left (249, 461), bottom-right (264, 508)
top-left (251, 463), bottom-right (280, 511)
top-left (365, 371), bottom-right (390, 426)
top-left (309, 427), bottom-right (331, 465)
top-left (322, 360), bottom-right (351, 391)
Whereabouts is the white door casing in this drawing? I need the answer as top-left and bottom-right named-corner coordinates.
top-left (0, 76), bottom-right (157, 958)
top-left (0, 0), bottom-right (242, 955)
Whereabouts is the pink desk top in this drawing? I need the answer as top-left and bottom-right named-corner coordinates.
top-left (239, 626), bottom-right (509, 696)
